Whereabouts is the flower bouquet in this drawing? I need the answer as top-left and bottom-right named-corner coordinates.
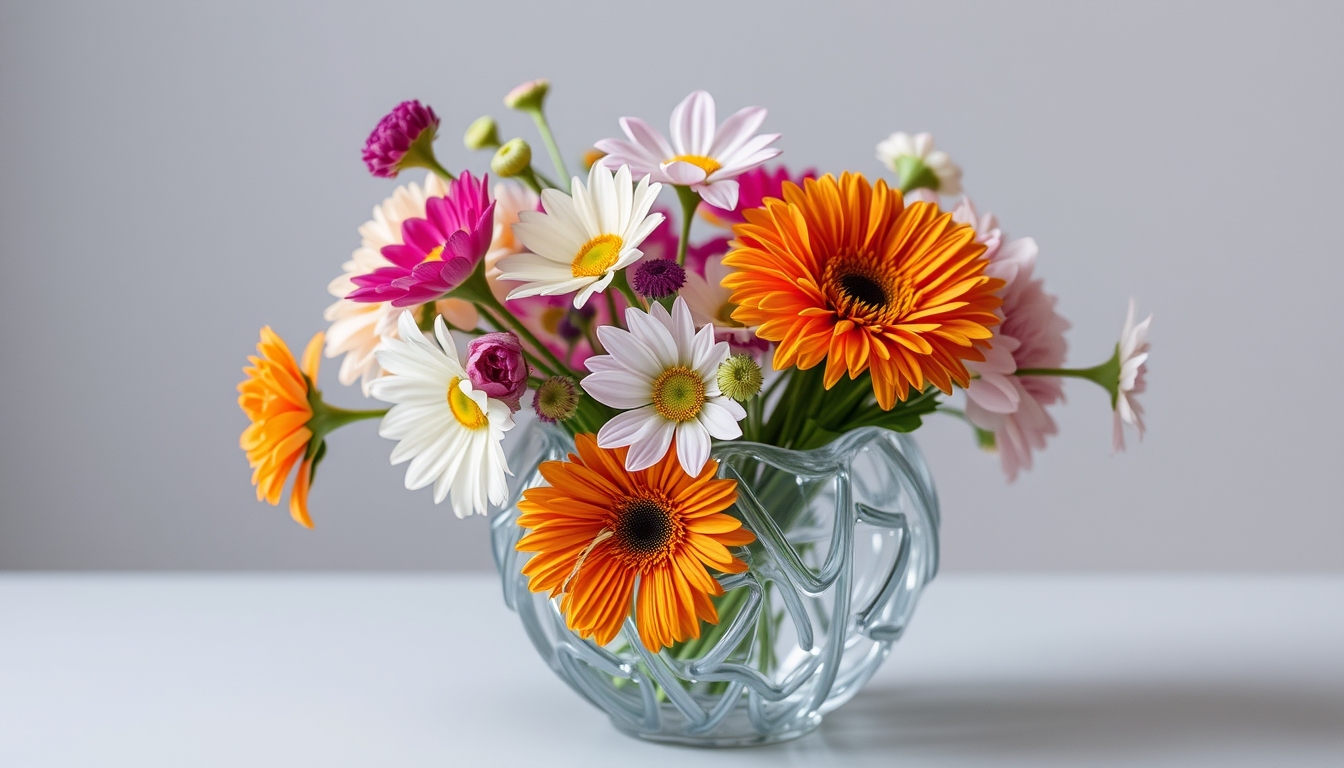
top-left (238, 81), bottom-right (1151, 745)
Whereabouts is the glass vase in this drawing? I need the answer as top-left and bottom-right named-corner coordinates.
top-left (490, 420), bottom-right (940, 747)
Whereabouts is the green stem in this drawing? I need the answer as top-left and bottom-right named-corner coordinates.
top-left (604, 287), bottom-right (622, 330)
top-left (526, 107), bottom-right (570, 189)
top-left (611, 269), bottom-right (645, 312)
top-left (448, 262), bottom-right (574, 377)
top-left (1017, 344), bottom-right (1121, 407)
top-left (514, 166), bottom-right (544, 194)
top-left (424, 155), bottom-right (456, 183)
top-left (674, 185), bottom-right (701, 266)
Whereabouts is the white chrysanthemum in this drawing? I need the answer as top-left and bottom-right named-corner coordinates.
top-left (324, 172), bottom-right (476, 394)
top-left (582, 297), bottom-right (745, 475)
top-left (875, 132), bottom-right (963, 195)
top-left (1113, 298), bottom-right (1152, 452)
top-left (369, 311), bottom-right (514, 518)
top-left (498, 164), bottom-right (663, 309)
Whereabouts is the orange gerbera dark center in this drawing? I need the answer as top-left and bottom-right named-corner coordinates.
top-left (823, 252), bottom-right (920, 325)
top-left (609, 491), bottom-right (683, 565)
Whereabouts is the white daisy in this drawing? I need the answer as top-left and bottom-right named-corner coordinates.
top-left (1113, 298), bottom-right (1152, 453)
top-left (594, 90), bottom-right (781, 210)
top-left (875, 132), bottom-right (963, 195)
top-left (324, 172), bottom-right (477, 394)
top-left (369, 310), bottom-right (515, 518)
top-left (498, 163), bottom-right (663, 309)
top-left (582, 297), bottom-right (745, 476)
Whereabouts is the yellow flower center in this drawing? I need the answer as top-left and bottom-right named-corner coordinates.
top-left (571, 234), bottom-right (624, 278)
top-left (423, 244), bottom-right (445, 263)
top-left (651, 366), bottom-right (705, 423)
top-left (669, 154), bottom-right (722, 177)
top-left (446, 376), bottom-right (488, 430)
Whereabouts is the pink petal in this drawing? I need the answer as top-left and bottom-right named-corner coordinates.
top-left (708, 106), bottom-right (767, 159)
top-left (670, 90), bottom-right (715, 156)
top-left (696, 180), bottom-right (739, 211)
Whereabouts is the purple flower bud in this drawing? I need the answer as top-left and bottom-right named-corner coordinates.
top-left (632, 258), bottom-right (686, 300)
top-left (465, 332), bottom-right (528, 412)
top-left (363, 100), bottom-right (440, 178)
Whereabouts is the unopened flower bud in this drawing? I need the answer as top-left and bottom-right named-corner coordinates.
top-left (362, 100), bottom-right (441, 179)
top-left (717, 354), bottom-right (763, 402)
top-left (504, 78), bottom-right (550, 112)
top-left (491, 138), bottom-right (533, 178)
top-left (533, 375), bottom-right (579, 424)
top-left (466, 332), bottom-right (528, 412)
top-left (463, 116), bottom-right (501, 151)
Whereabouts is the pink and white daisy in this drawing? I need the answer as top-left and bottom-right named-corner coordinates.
top-left (324, 173), bottom-right (478, 394)
top-left (582, 297), bottom-right (746, 476)
top-left (594, 90), bottom-right (781, 210)
top-left (1113, 299), bottom-right (1152, 452)
top-left (498, 163), bottom-right (663, 309)
top-left (346, 171), bottom-right (495, 308)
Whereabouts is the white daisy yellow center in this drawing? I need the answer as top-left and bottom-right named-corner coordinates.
top-left (669, 154), bottom-right (722, 177)
top-left (446, 376), bottom-right (488, 430)
top-left (571, 234), bottom-right (624, 278)
top-left (651, 366), bottom-right (705, 423)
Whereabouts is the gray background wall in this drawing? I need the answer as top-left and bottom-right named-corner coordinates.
top-left (2, 0), bottom-right (1340, 571)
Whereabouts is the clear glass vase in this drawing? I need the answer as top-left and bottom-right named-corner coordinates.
top-left (490, 420), bottom-right (940, 747)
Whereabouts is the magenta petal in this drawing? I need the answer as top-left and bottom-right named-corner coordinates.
top-left (381, 244), bottom-right (426, 269)
top-left (401, 217), bottom-right (444, 253)
top-left (437, 256), bottom-right (474, 288)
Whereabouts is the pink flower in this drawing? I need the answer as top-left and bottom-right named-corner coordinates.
top-left (466, 332), bottom-right (529, 412)
top-left (960, 198), bottom-right (1071, 481)
top-left (699, 165), bottom-right (817, 228)
top-left (347, 172), bottom-right (495, 308)
top-left (594, 90), bottom-right (781, 210)
top-left (362, 100), bottom-right (440, 179)
top-left (1113, 299), bottom-right (1152, 452)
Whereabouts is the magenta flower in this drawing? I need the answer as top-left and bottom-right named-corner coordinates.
top-left (700, 165), bottom-right (817, 228)
top-left (466, 332), bottom-right (529, 412)
top-left (347, 172), bottom-right (496, 308)
top-left (363, 100), bottom-right (440, 179)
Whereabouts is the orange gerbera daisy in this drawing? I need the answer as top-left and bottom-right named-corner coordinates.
top-left (721, 173), bottom-right (1004, 409)
top-left (238, 327), bottom-right (324, 528)
top-left (516, 433), bottom-right (755, 653)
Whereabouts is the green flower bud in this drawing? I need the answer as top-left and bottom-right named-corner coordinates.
top-left (533, 376), bottom-right (579, 424)
top-left (716, 354), bottom-right (764, 402)
top-left (504, 78), bottom-right (550, 112)
top-left (491, 138), bottom-right (533, 178)
top-left (463, 116), bottom-right (500, 151)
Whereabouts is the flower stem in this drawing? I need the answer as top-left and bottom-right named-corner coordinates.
top-left (1017, 344), bottom-right (1121, 407)
top-left (526, 107), bottom-right (570, 190)
top-left (611, 269), bottom-right (645, 312)
top-left (425, 156), bottom-right (456, 183)
top-left (446, 261), bottom-right (574, 377)
top-left (674, 185), bottom-right (701, 266)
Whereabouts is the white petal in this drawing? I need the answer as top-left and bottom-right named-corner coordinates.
top-left (598, 406), bottom-right (662, 448)
top-left (582, 371), bottom-right (654, 409)
top-left (624, 419), bottom-right (676, 472)
top-left (698, 399), bottom-right (744, 439)
top-left (675, 420), bottom-right (712, 476)
top-left (696, 179), bottom-right (739, 211)
top-left (596, 325), bottom-right (665, 377)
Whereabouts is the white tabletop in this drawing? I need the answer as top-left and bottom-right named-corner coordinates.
top-left (2, 573), bottom-right (1341, 767)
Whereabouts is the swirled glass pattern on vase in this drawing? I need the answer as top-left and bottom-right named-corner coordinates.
top-left (491, 421), bottom-right (940, 746)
